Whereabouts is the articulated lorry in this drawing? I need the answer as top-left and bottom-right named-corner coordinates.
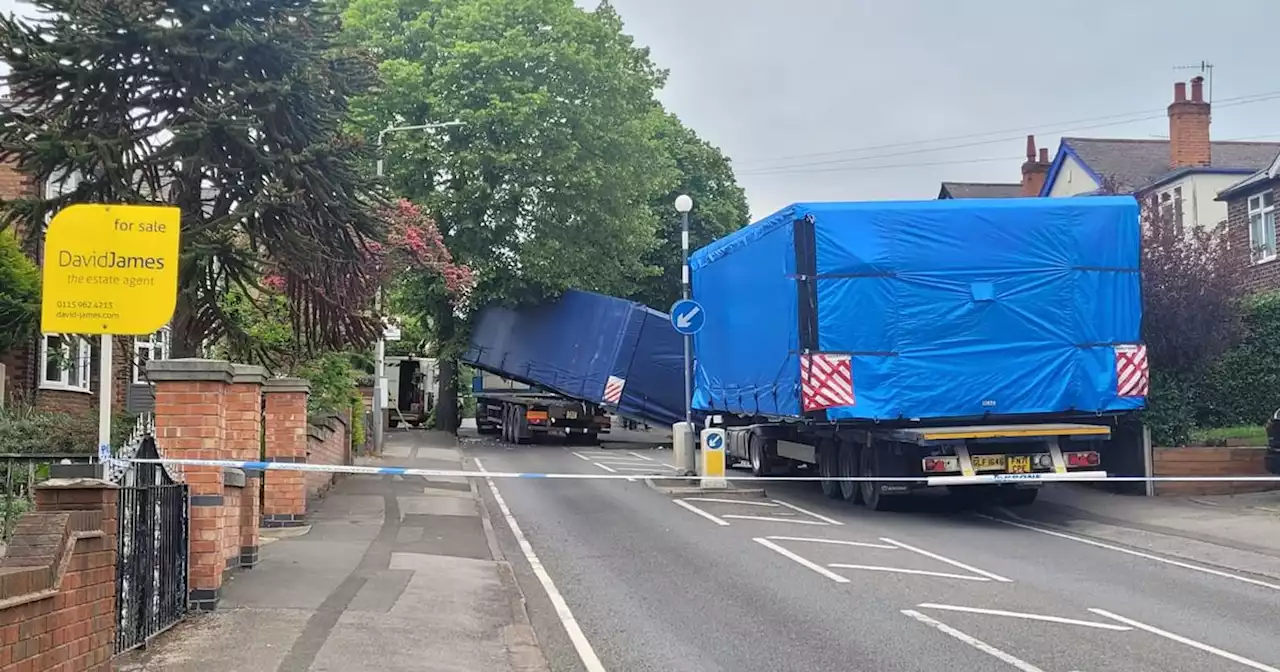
top-left (691, 196), bottom-right (1147, 509)
top-left (463, 289), bottom-right (687, 444)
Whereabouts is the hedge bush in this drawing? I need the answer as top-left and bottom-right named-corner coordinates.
top-left (1197, 291), bottom-right (1280, 428)
top-left (0, 405), bottom-right (137, 454)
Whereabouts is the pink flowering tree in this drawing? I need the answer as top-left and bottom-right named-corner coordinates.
top-left (373, 199), bottom-right (474, 305)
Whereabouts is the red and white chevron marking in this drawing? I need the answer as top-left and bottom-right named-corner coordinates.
top-left (603, 375), bottom-right (626, 405)
top-left (1115, 344), bottom-right (1149, 397)
top-left (800, 352), bottom-right (855, 412)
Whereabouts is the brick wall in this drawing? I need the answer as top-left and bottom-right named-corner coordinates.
top-left (0, 478), bottom-right (117, 672)
top-left (305, 413), bottom-right (350, 501)
top-left (1227, 182), bottom-right (1280, 293)
top-left (261, 379), bottom-right (309, 528)
top-left (1152, 445), bottom-right (1274, 496)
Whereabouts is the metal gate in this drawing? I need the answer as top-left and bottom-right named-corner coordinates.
top-left (113, 416), bottom-right (189, 655)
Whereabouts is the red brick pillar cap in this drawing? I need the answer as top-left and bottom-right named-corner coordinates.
top-left (147, 358), bottom-right (236, 383)
top-left (232, 363), bottom-right (269, 386)
top-left (264, 377), bottom-right (311, 394)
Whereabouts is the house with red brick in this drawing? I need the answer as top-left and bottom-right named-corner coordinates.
top-left (1037, 77), bottom-right (1280, 233)
top-left (1217, 150), bottom-right (1280, 292)
top-left (0, 158), bottom-right (169, 417)
top-left (938, 136), bottom-right (1052, 200)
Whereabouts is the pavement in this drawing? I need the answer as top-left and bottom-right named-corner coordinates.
top-left (467, 431), bottom-right (1280, 672)
top-left (117, 430), bottom-right (549, 672)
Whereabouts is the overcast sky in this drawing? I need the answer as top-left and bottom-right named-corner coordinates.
top-left (585, 0), bottom-right (1280, 220)
top-left (6, 0), bottom-right (1279, 222)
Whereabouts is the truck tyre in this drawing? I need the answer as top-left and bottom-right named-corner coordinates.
top-left (504, 405), bottom-right (516, 443)
top-left (749, 433), bottom-right (771, 477)
top-left (513, 406), bottom-right (530, 445)
top-left (837, 440), bottom-right (861, 502)
top-left (858, 444), bottom-right (896, 511)
top-left (817, 438), bottom-right (841, 499)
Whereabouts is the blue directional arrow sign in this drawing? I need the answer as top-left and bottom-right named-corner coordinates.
top-left (670, 299), bottom-right (705, 335)
top-left (704, 432), bottom-right (724, 450)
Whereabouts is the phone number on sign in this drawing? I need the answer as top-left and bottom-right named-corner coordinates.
top-left (56, 300), bottom-right (115, 310)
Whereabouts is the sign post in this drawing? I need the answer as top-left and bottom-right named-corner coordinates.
top-left (41, 204), bottom-right (181, 469)
top-left (699, 426), bottom-right (727, 489)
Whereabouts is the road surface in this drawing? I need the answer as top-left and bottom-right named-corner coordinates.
top-left (466, 434), bottom-right (1280, 672)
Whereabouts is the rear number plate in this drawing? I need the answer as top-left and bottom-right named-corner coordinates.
top-left (1007, 456), bottom-right (1031, 474)
top-left (972, 455), bottom-right (1006, 470)
top-left (566, 410), bottom-right (578, 419)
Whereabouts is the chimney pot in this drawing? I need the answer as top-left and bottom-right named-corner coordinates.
top-left (1191, 76), bottom-right (1205, 103)
top-left (1174, 81), bottom-right (1187, 103)
top-left (1038, 148), bottom-right (1049, 163)
top-left (1025, 135), bottom-right (1036, 161)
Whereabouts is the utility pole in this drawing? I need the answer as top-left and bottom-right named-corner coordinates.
top-left (675, 194), bottom-right (694, 426)
top-left (372, 120), bottom-right (463, 453)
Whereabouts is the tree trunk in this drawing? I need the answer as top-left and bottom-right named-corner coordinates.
top-left (435, 357), bottom-right (459, 434)
top-left (168, 295), bottom-right (203, 359)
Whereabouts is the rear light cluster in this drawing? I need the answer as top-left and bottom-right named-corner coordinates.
top-left (525, 410), bottom-right (549, 424)
top-left (1065, 450), bottom-right (1100, 467)
top-left (923, 456), bottom-right (960, 472)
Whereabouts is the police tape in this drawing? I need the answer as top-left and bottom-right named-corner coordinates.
top-left (121, 458), bottom-right (1280, 485)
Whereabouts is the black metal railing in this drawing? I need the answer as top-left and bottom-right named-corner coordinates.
top-left (0, 453), bottom-right (93, 542)
top-left (114, 438), bottom-right (189, 655)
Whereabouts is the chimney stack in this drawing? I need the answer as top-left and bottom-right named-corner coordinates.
top-left (1168, 76), bottom-right (1211, 168)
top-left (1021, 135), bottom-right (1051, 196)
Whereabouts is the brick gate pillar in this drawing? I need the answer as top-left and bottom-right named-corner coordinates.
top-left (227, 364), bottom-right (266, 569)
top-left (148, 358), bottom-right (233, 611)
top-left (261, 378), bottom-right (311, 528)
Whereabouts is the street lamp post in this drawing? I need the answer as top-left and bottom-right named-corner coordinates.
top-left (372, 120), bottom-right (464, 454)
top-left (675, 194), bottom-right (694, 427)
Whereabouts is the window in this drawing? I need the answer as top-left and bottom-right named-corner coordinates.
top-left (1248, 191), bottom-right (1277, 263)
top-left (134, 327), bottom-right (171, 383)
top-left (41, 334), bottom-right (92, 392)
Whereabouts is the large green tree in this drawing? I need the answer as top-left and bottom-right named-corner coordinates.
top-left (635, 113), bottom-right (749, 311)
top-left (0, 0), bottom-right (386, 357)
top-left (342, 0), bottom-right (678, 429)
top-left (0, 230), bottom-right (39, 354)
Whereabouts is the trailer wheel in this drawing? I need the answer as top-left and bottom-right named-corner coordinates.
top-left (817, 438), bottom-right (842, 499)
top-left (837, 440), bottom-right (861, 502)
top-left (502, 405), bottom-right (515, 443)
top-left (749, 433), bottom-right (771, 477)
top-left (859, 444), bottom-right (897, 511)
top-left (512, 406), bottom-right (530, 445)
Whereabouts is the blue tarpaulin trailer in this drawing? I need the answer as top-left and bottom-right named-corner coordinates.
top-left (463, 289), bottom-right (687, 443)
top-left (690, 196), bottom-right (1146, 508)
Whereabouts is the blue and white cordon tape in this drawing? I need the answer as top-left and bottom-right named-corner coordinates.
top-left (121, 457), bottom-right (1280, 484)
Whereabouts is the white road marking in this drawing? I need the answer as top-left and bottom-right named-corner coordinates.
top-left (686, 497), bottom-right (779, 507)
top-left (627, 451), bottom-right (656, 461)
top-left (771, 498), bottom-right (845, 526)
top-left (474, 458), bottom-right (607, 672)
top-left (592, 461), bottom-right (635, 482)
top-left (830, 563), bottom-right (992, 582)
top-left (754, 537), bottom-right (850, 583)
top-left (607, 466), bottom-right (666, 472)
top-left (978, 514), bottom-right (1280, 591)
top-left (765, 536), bottom-right (896, 550)
top-left (917, 603), bottom-right (1132, 631)
top-left (674, 498), bottom-right (729, 526)
top-left (880, 537), bottom-right (1012, 583)
top-left (1090, 609), bottom-right (1280, 672)
top-left (571, 452), bottom-right (592, 462)
top-left (723, 514), bottom-right (829, 525)
top-left (902, 609), bottom-right (1046, 672)
top-left (593, 459), bottom-right (661, 466)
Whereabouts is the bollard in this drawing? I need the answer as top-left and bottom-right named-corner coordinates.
top-left (672, 422), bottom-right (697, 475)
top-left (700, 426), bottom-right (727, 489)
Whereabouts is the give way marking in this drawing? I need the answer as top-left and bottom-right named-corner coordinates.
top-left (673, 496), bottom-right (843, 526)
top-left (753, 535), bottom-right (1011, 584)
top-left (904, 602), bottom-right (1279, 672)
